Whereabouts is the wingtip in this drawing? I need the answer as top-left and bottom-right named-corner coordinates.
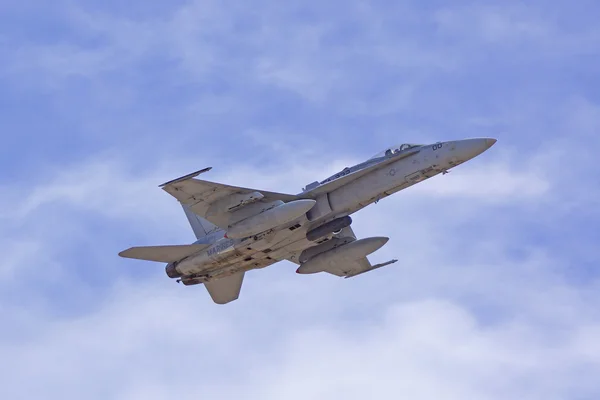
top-left (159, 167), bottom-right (212, 187)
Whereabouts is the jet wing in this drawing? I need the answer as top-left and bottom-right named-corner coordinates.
top-left (160, 168), bottom-right (297, 229)
top-left (204, 272), bottom-right (245, 304)
top-left (285, 225), bottom-right (397, 277)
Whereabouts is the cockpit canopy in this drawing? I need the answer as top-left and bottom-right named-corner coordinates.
top-left (369, 143), bottom-right (422, 159)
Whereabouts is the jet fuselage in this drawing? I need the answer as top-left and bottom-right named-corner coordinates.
top-left (166, 138), bottom-right (496, 283)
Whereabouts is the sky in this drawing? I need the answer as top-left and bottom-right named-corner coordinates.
top-left (1, 0), bottom-right (600, 399)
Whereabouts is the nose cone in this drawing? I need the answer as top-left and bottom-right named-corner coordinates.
top-left (454, 137), bottom-right (497, 161)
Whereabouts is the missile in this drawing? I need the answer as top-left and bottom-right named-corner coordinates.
top-left (226, 199), bottom-right (316, 239)
top-left (344, 259), bottom-right (398, 278)
top-left (306, 216), bottom-right (352, 241)
top-left (296, 236), bottom-right (389, 274)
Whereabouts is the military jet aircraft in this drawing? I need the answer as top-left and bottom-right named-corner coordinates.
top-left (119, 138), bottom-right (497, 304)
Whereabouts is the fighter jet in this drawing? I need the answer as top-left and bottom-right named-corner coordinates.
top-left (119, 138), bottom-right (496, 304)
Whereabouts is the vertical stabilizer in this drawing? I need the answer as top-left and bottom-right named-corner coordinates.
top-left (181, 204), bottom-right (220, 240)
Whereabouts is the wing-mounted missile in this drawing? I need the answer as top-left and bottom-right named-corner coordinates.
top-left (296, 236), bottom-right (390, 274)
top-left (226, 199), bottom-right (317, 239)
top-left (343, 259), bottom-right (398, 278)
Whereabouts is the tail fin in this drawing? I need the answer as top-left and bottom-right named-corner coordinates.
top-left (181, 204), bottom-right (220, 240)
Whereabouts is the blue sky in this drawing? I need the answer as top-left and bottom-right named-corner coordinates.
top-left (1, 1), bottom-right (600, 398)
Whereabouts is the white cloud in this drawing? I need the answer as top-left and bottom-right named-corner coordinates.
top-left (2, 281), bottom-right (598, 399)
top-left (434, 5), bottom-right (552, 43)
top-left (408, 161), bottom-right (550, 201)
top-left (1, 141), bottom-right (598, 399)
top-left (0, 1), bottom-right (471, 112)
top-left (2, 1), bottom-right (600, 399)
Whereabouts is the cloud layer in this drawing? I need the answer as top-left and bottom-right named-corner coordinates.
top-left (1, 0), bottom-right (599, 399)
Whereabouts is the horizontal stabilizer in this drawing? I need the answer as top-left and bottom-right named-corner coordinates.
top-left (118, 243), bottom-right (210, 263)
